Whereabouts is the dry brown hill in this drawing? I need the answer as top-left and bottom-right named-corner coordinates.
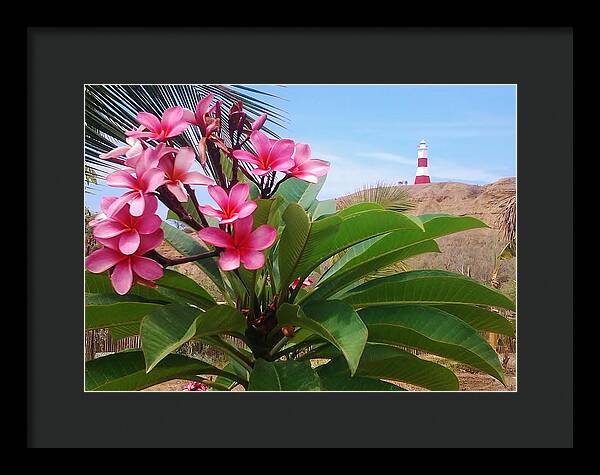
top-left (404, 177), bottom-right (515, 285)
top-left (338, 177), bottom-right (516, 286)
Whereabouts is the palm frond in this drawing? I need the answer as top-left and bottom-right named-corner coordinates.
top-left (84, 84), bottom-right (288, 183)
top-left (337, 181), bottom-right (414, 212)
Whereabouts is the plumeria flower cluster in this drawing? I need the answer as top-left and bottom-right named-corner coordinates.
top-left (86, 94), bottom-right (330, 296)
top-left (182, 381), bottom-right (208, 391)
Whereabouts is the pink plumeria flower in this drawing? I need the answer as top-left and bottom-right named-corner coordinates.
top-left (288, 143), bottom-right (330, 184)
top-left (124, 142), bottom-right (177, 170)
top-left (92, 196), bottom-right (162, 255)
top-left (182, 381), bottom-right (208, 391)
top-left (99, 132), bottom-right (144, 164)
top-left (291, 276), bottom-right (313, 290)
top-left (157, 147), bottom-right (215, 202)
top-left (183, 93), bottom-right (222, 137)
top-left (197, 183), bottom-right (257, 224)
top-left (126, 106), bottom-right (190, 142)
top-left (85, 229), bottom-right (164, 295)
top-left (88, 196), bottom-right (119, 227)
top-left (198, 216), bottom-right (276, 271)
top-left (105, 149), bottom-right (165, 217)
top-left (232, 131), bottom-right (295, 176)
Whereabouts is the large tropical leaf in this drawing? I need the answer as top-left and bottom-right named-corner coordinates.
top-left (85, 293), bottom-right (165, 332)
top-left (317, 371), bottom-right (405, 391)
top-left (161, 222), bottom-right (225, 292)
top-left (433, 304), bottom-right (515, 337)
top-left (317, 343), bottom-right (459, 391)
top-left (248, 359), bottom-right (321, 391)
top-left (313, 215), bottom-right (488, 302)
top-left (277, 301), bottom-right (368, 376)
top-left (274, 175), bottom-right (327, 210)
top-left (342, 270), bottom-right (515, 311)
top-left (359, 305), bottom-right (504, 383)
top-left (141, 303), bottom-right (246, 372)
top-left (278, 203), bottom-right (312, 291)
top-left (85, 351), bottom-right (243, 391)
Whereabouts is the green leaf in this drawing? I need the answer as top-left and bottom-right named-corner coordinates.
top-left (274, 175), bottom-right (326, 210)
top-left (211, 360), bottom-right (250, 391)
top-left (305, 239), bottom-right (441, 303)
top-left (85, 293), bottom-right (165, 332)
top-left (85, 351), bottom-right (242, 391)
top-left (317, 372), bottom-right (405, 391)
top-left (253, 197), bottom-right (283, 228)
top-left (360, 305), bottom-right (505, 383)
top-left (248, 359), bottom-right (321, 391)
top-left (342, 270), bottom-right (515, 311)
top-left (335, 202), bottom-right (383, 218)
top-left (277, 301), bottom-right (367, 376)
top-left (318, 214), bottom-right (487, 290)
top-left (161, 222), bottom-right (225, 292)
top-left (296, 208), bottom-right (424, 281)
top-left (85, 271), bottom-right (168, 301)
top-left (278, 203), bottom-right (311, 290)
top-left (307, 199), bottom-right (336, 220)
top-left (318, 343), bottom-right (459, 391)
top-left (154, 269), bottom-right (216, 309)
top-left (141, 303), bottom-right (246, 372)
top-left (433, 304), bottom-right (515, 337)
top-left (166, 199), bottom-right (202, 223)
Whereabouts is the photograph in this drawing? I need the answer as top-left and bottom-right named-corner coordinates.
top-left (84, 84), bottom-right (518, 392)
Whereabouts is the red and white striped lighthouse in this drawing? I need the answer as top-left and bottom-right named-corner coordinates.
top-left (414, 139), bottom-right (431, 184)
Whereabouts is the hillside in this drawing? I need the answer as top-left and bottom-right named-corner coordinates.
top-left (401, 177), bottom-right (515, 285)
top-left (338, 177), bottom-right (516, 285)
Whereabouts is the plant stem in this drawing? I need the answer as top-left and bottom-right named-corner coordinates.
top-left (156, 186), bottom-right (203, 231)
top-left (203, 335), bottom-right (254, 373)
top-left (146, 249), bottom-right (219, 267)
top-left (268, 336), bottom-right (289, 359)
top-left (184, 184), bottom-right (209, 227)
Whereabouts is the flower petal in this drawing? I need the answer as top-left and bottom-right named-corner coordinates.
top-left (119, 229), bottom-right (141, 255)
top-left (250, 168), bottom-right (272, 176)
top-left (240, 250), bottom-right (265, 270)
top-left (106, 192), bottom-right (135, 217)
top-left (179, 171), bottom-right (215, 186)
top-left (106, 170), bottom-right (138, 189)
top-left (166, 181), bottom-right (188, 202)
top-left (207, 185), bottom-right (230, 210)
top-left (270, 158), bottom-right (295, 172)
top-left (166, 121), bottom-right (189, 138)
top-left (93, 220), bottom-right (126, 239)
top-left (228, 183), bottom-right (250, 210)
top-left (86, 248), bottom-right (125, 273)
top-left (244, 224), bottom-right (277, 250)
top-left (136, 214), bottom-right (162, 234)
top-left (99, 145), bottom-right (130, 160)
top-left (140, 168), bottom-right (166, 193)
top-left (129, 192), bottom-right (147, 216)
top-left (197, 204), bottom-right (223, 218)
top-left (290, 172), bottom-right (320, 184)
top-left (251, 113), bottom-right (267, 131)
top-left (218, 248), bottom-right (241, 271)
top-left (250, 131), bottom-right (271, 159)
top-left (236, 201), bottom-right (257, 219)
top-left (182, 108), bottom-right (198, 125)
top-left (198, 227), bottom-right (234, 249)
top-left (173, 147), bottom-right (195, 177)
top-left (292, 143), bottom-right (312, 166)
top-left (232, 150), bottom-right (260, 165)
top-left (137, 228), bottom-right (164, 254)
top-left (136, 112), bottom-right (161, 131)
top-left (195, 94), bottom-right (214, 118)
top-left (132, 256), bottom-right (164, 281)
top-left (268, 139), bottom-right (295, 165)
top-left (111, 259), bottom-right (134, 295)
top-left (100, 196), bottom-right (119, 214)
top-left (161, 106), bottom-right (184, 129)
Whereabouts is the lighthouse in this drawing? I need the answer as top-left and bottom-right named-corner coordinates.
top-left (414, 139), bottom-right (431, 184)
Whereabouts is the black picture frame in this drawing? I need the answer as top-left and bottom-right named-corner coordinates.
top-left (27, 27), bottom-right (573, 448)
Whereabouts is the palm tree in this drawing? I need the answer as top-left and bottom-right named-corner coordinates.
top-left (84, 84), bottom-right (287, 186)
top-left (336, 182), bottom-right (415, 213)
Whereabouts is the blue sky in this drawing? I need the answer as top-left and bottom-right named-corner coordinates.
top-left (85, 85), bottom-right (516, 215)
